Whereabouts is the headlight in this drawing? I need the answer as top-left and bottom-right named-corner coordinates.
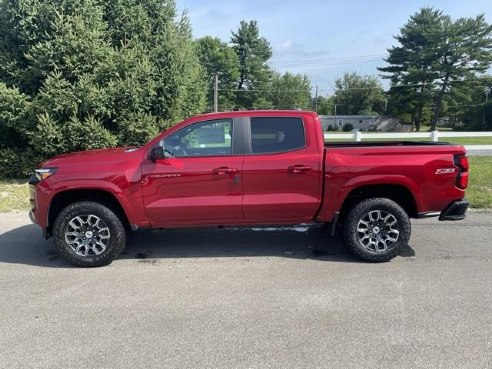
top-left (35, 167), bottom-right (57, 181)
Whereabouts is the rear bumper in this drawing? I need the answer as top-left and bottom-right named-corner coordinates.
top-left (439, 199), bottom-right (469, 221)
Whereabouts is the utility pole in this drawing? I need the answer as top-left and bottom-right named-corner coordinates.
top-left (213, 74), bottom-right (219, 112)
top-left (483, 87), bottom-right (490, 129)
top-left (315, 85), bottom-right (318, 113)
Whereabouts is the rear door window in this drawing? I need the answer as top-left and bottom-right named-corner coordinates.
top-left (250, 117), bottom-right (305, 154)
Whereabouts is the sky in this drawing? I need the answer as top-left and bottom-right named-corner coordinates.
top-left (175, 0), bottom-right (492, 96)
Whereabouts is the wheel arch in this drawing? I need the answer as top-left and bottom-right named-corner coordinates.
top-left (339, 184), bottom-right (418, 222)
top-left (47, 189), bottom-right (130, 237)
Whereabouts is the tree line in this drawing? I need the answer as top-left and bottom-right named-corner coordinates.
top-left (0, 1), bottom-right (491, 177)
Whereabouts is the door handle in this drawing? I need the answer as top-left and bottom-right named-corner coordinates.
top-left (213, 167), bottom-right (238, 175)
top-left (288, 165), bottom-right (312, 173)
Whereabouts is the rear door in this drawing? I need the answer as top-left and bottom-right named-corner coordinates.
top-left (141, 117), bottom-right (245, 226)
top-left (241, 115), bottom-right (322, 223)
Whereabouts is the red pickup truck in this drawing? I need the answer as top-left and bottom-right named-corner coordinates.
top-left (29, 110), bottom-right (469, 266)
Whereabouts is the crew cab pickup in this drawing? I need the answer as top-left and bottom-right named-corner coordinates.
top-left (29, 111), bottom-right (469, 266)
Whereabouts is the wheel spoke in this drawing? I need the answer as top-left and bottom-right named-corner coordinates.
top-left (368, 210), bottom-right (381, 222)
top-left (357, 209), bottom-right (400, 253)
top-left (98, 227), bottom-right (110, 239)
top-left (64, 214), bottom-right (110, 257)
top-left (69, 216), bottom-right (84, 230)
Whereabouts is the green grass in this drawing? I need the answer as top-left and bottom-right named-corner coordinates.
top-left (467, 156), bottom-right (492, 209)
top-left (0, 157), bottom-right (490, 212)
top-left (443, 137), bottom-right (492, 145)
top-left (0, 180), bottom-right (30, 212)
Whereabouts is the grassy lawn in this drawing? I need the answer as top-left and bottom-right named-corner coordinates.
top-left (443, 136), bottom-right (492, 145)
top-left (467, 156), bottom-right (492, 209)
top-left (0, 157), bottom-right (490, 212)
top-left (0, 180), bottom-right (30, 212)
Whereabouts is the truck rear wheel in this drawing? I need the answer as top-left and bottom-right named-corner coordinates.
top-left (53, 201), bottom-right (126, 267)
top-left (343, 198), bottom-right (410, 262)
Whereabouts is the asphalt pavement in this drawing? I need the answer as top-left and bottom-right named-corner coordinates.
top-left (464, 145), bottom-right (492, 156)
top-left (0, 211), bottom-right (491, 369)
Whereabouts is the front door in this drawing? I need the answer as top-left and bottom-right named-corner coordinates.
top-left (141, 118), bottom-right (244, 227)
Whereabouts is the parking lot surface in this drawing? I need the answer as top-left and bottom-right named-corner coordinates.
top-left (0, 212), bottom-right (491, 369)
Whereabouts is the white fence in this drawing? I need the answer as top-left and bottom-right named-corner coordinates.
top-left (324, 131), bottom-right (492, 142)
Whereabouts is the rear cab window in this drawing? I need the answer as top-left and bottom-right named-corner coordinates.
top-left (250, 117), bottom-right (305, 154)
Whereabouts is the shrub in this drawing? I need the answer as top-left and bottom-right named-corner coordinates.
top-left (342, 123), bottom-right (354, 132)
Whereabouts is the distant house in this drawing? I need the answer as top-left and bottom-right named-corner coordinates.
top-left (437, 116), bottom-right (464, 128)
top-left (319, 115), bottom-right (377, 131)
top-left (319, 115), bottom-right (402, 131)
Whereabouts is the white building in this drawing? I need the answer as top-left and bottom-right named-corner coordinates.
top-left (319, 115), bottom-right (401, 131)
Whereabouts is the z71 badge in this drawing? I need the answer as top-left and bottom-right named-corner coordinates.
top-left (435, 168), bottom-right (456, 174)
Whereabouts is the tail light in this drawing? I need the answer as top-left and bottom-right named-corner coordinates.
top-left (454, 155), bottom-right (469, 189)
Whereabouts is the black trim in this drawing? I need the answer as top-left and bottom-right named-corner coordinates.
top-left (439, 199), bottom-right (469, 221)
top-left (330, 212), bottom-right (339, 236)
top-left (232, 117), bottom-right (247, 155)
top-left (243, 117), bottom-right (252, 155)
top-left (325, 141), bottom-right (453, 148)
top-left (28, 175), bottom-right (39, 185)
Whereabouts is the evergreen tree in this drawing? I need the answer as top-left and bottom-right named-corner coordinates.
top-left (0, 0), bottom-right (206, 177)
top-left (429, 14), bottom-right (492, 130)
top-left (196, 36), bottom-right (240, 111)
top-left (379, 7), bottom-right (492, 131)
top-left (231, 20), bottom-right (272, 108)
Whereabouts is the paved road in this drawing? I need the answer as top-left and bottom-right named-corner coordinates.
top-left (0, 212), bottom-right (491, 369)
top-left (464, 145), bottom-right (492, 156)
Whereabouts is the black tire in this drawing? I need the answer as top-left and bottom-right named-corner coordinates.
top-left (343, 198), bottom-right (411, 262)
top-left (53, 201), bottom-right (126, 267)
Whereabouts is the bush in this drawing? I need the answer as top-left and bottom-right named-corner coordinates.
top-left (0, 0), bottom-right (206, 178)
top-left (0, 148), bottom-right (42, 178)
top-left (342, 123), bottom-right (354, 132)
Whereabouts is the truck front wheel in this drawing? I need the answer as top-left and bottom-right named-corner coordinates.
top-left (343, 198), bottom-right (411, 262)
top-left (53, 201), bottom-right (126, 267)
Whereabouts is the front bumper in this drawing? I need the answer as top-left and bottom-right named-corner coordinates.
top-left (439, 199), bottom-right (469, 221)
top-left (29, 210), bottom-right (36, 224)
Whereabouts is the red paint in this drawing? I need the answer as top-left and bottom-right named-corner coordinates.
top-left (30, 110), bottom-right (468, 233)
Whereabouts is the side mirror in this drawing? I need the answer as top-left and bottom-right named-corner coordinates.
top-left (149, 146), bottom-right (167, 161)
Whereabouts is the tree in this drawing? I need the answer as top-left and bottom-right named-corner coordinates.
top-left (379, 7), bottom-right (492, 131)
top-left (430, 14), bottom-right (492, 130)
top-left (0, 0), bottom-right (206, 177)
top-left (230, 20), bottom-right (272, 108)
top-left (196, 36), bottom-right (240, 111)
top-left (333, 72), bottom-right (386, 115)
top-left (268, 72), bottom-right (311, 110)
top-left (314, 95), bottom-right (335, 115)
top-left (379, 8), bottom-right (443, 131)
top-left (103, 1), bottom-right (206, 125)
top-left (447, 76), bottom-right (492, 130)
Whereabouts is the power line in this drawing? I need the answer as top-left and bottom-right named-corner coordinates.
top-left (268, 45), bottom-right (477, 68)
top-left (208, 76), bottom-right (487, 94)
top-left (269, 56), bottom-right (383, 68)
top-left (212, 88), bottom-right (313, 92)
